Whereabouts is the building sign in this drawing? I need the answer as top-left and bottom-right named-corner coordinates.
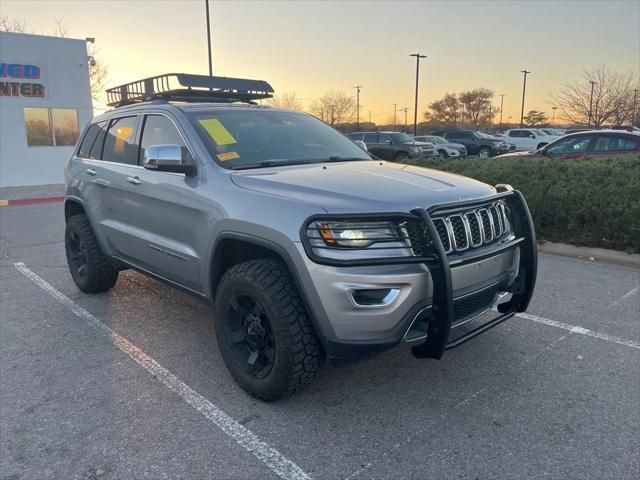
top-left (0, 63), bottom-right (45, 98)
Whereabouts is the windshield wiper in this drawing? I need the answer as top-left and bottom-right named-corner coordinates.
top-left (325, 156), bottom-right (370, 162)
top-left (230, 159), bottom-right (318, 170)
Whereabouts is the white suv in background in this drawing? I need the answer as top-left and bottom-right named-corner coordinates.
top-left (503, 129), bottom-right (560, 151)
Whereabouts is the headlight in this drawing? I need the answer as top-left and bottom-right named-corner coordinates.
top-left (313, 221), bottom-right (397, 248)
top-left (411, 147), bottom-right (421, 154)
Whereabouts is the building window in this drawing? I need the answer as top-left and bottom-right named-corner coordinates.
top-left (23, 107), bottom-right (80, 147)
top-left (51, 109), bottom-right (80, 146)
top-left (24, 107), bottom-right (53, 146)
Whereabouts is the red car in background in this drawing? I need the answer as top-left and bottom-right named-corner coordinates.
top-left (497, 130), bottom-right (640, 159)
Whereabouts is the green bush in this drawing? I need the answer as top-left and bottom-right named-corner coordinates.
top-left (404, 154), bottom-right (640, 253)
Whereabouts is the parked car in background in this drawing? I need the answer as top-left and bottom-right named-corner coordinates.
top-left (497, 130), bottom-right (640, 159)
top-left (346, 131), bottom-right (432, 161)
top-left (414, 135), bottom-right (466, 158)
top-left (540, 128), bottom-right (565, 136)
top-left (503, 128), bottom-right (560, 151)
top-left (432, 130), bottom-right (511, 158)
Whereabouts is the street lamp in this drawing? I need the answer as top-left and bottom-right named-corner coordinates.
top-left (633, 89), bottom-right (639, 125)
top-left (552, 106), bottom-right (558, 126)
top-left (354, 85), bottom-right (362, 130)
top-left (409, 53), bottom-right (426, 135)
top-left (588, 80), bottom-right (596, 126)
top-left (499, 94), bottom-right (505, 130)
top-left (401, 107), bottom-right (409, 131)
top-left (205, 0), bottom-right (213, 76)
top-left (393, 103), bottom-right (397, 131)
top-left (519, 69), bottom-right (531, 128)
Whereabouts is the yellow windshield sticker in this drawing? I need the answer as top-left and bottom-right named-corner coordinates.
top-left (199, 118), bottom-right (237, 146)
top-left (217, 151), bottom-right (240, 161)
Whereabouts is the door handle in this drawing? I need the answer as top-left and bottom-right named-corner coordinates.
top-left (85, 168), bottom-right (97, 176)
top-left (126, 176), bottom-right (142, 185)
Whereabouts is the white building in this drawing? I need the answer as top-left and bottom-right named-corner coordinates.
top-left (0, 32), bottom-right (93, 187)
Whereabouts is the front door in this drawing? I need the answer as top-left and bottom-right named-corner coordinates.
top-left (122, 113), bottom-right (204, 292)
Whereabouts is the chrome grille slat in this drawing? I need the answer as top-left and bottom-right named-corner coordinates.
top-left (431, 201), bottom-right (510, 254)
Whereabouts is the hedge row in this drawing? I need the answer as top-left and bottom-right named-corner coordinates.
top-left (404, 154), bottom-right (640, 253)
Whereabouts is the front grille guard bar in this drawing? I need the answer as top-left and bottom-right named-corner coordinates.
top-left (299, 189), bottom-right (537, 358)
top-left (410, 189), bottom-right (537, 359)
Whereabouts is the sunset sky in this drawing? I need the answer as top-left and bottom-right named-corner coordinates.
top-left (3, 0), bottom-right (639, 122)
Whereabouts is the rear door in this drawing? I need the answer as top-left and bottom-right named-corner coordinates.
top-left (79, 115), bottom-right (140, 260)
top-left (591, 134), bottom-right (639, 157)
top-left (445, 132), bottom-right (475, 153)
top-left (122, 113), bottom-right (204, 292)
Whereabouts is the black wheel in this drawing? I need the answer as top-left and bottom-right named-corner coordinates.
top-left (214, 259), bottom-right (323, 401)
top-left (478, 146), bottom-right (492, 158)
top-left (438, 149), bottom-right (448, 159)
top-left (395, 151), bottom-right (410, 162)
top-left (65, 214), bottom-right (118, 293)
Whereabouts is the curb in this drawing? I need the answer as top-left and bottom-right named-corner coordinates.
top-left (538, 241), bottom-right (639, 268)
top-left (0, 195), bottom-right (65, 207)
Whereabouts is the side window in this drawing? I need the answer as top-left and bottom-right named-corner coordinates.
top-left (139, 115), bottom-right (193, 165)
top-left (508, 130), bottom-right (521, 138)
top-left (378, 134), bottom-right (392, 144)
top-left (89, 122), bottom-right (107, 159)
top-left (593, 135), bottom-right (638, 152)
top-left (363, 134), bottom-right (378, 143)
top-left (77, 121), bottom-right (107, 159)
top-left (102, 116), bottom-right (139, 165)
top-left (547, 136), bottom-right (591, 155)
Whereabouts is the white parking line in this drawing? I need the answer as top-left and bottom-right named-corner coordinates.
top-left (14, 262), bottom-right (311, 480)
top-left (515, 311), bottom-right (640, 350)
top-left (611, 286), bottom-right (639, 306)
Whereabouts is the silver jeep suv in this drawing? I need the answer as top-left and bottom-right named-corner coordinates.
top-left (64, 74), bottom-right (537, 401)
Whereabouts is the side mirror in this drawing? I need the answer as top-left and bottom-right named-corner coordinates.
top-left (143, 144), bottom-right (196, 176)
top-left (529, 134), bottom-right (536, 139)
top-left (354, 140), bottom-right (368, 151)
top-left (384, 139), bottom-right (392, 145)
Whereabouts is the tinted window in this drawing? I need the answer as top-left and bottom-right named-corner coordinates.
top-left (592, 135), bottom-right (638, 152)
top-left (140, 115), bottom-right (192, 165)
top-left (508, 130), bottom-right (523, 138)
top-left (447, 132), bottom-right (472, 139)
top-left (102, 116), bottom-right (139, 165)
top-left (78, 123), bottom-right (101, 158)
top-left (378, 134), bottom-right (392, 144)
top-left (547, 135), bottom-right (592, 155)
top-left (363, 134), bottom-right (378, 143)
top-left (89, 122), bottom-right (107, 160)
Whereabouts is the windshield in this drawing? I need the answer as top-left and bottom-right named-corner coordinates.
top-left (388, 132), bottom-right (415, 144)
top-left (187, 109), bottom-right (372, 169)
top-left (430, 136), bottom-right (447, 143)
top-left (474, 131), bottom-right (496, 139)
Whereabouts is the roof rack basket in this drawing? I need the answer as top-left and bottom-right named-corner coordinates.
top-left (106, 73), bottom-right (274, 107)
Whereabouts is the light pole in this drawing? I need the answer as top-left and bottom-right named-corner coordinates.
top-left (519, 70), bottom-right (531, 128)
top-left (588, 80), bottom-right (596, 126)
top-left (354, 85), bottom-right (362, 130)
top-left (499, 94), bottom-right (505, 130)
top-left (401, 107), bottom-right (408, 131)
top-left (393, 103), bottom-right (397, 130)
top-left (205, 0), bottom-right (213, 76)
top-left (409, 53), bottom-right (426, 135)
top-left (633, 89), bottom-right (639, 125)
top-left (552, 106), bottom-right (558, 126)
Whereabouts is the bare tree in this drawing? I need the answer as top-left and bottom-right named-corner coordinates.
top-left (554, 66), bottom-right (638, 127)
top-left (0, 15), bottom-right (107, 102)
top-left (426, 93), bottom-right (461, 125)
top-left (309, 90), bottom-right (355, 125)
top-left (458, 88), bottom-right (494, 126)
top-left (523, 110), bottom-right (548, 127)
top-left (0, 14), bottom-right (30, 33)
top-left (267, 91), bottom-right (304, 111)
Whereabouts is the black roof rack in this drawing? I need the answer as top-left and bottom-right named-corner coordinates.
top-left (106, 73), bottom-right (274, 107)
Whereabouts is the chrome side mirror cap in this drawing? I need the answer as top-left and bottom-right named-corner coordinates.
top-left (354, 140), bottom-right (368, 151)
top-left (143, 144), bottom-right (196, 176)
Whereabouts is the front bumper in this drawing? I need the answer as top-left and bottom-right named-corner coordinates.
top-left (296, 190), bottom-right (537, 364)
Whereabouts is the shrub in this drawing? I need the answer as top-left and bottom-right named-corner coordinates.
top-left (404, 154), bottom-right (640, 253)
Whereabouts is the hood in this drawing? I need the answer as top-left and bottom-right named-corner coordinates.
top-left (496, 151), bottom-right (536, 158)
top-left (230, 161), bottom-right (496, 213)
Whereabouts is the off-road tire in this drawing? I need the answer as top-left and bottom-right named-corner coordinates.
top-left (438, 149), bottom-right (448, 159)
top-left (65, 214), bottom-right (118, 293)
top-left (395, 151), bottom-right (410, 162)
top-left (214, 259), bottom-right (323, 401)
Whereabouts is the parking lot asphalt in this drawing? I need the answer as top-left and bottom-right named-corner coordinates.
top-left (1, 203), bottom-right (639, 480)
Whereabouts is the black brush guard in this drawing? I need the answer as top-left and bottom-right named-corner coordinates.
top-left (410, 190), bottom-right (537, 359)
top-left (301, 189), bottom-right (537, 360)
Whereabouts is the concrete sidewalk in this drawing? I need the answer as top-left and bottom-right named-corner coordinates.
top-left (0, 183), bottom-right (64, 201)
